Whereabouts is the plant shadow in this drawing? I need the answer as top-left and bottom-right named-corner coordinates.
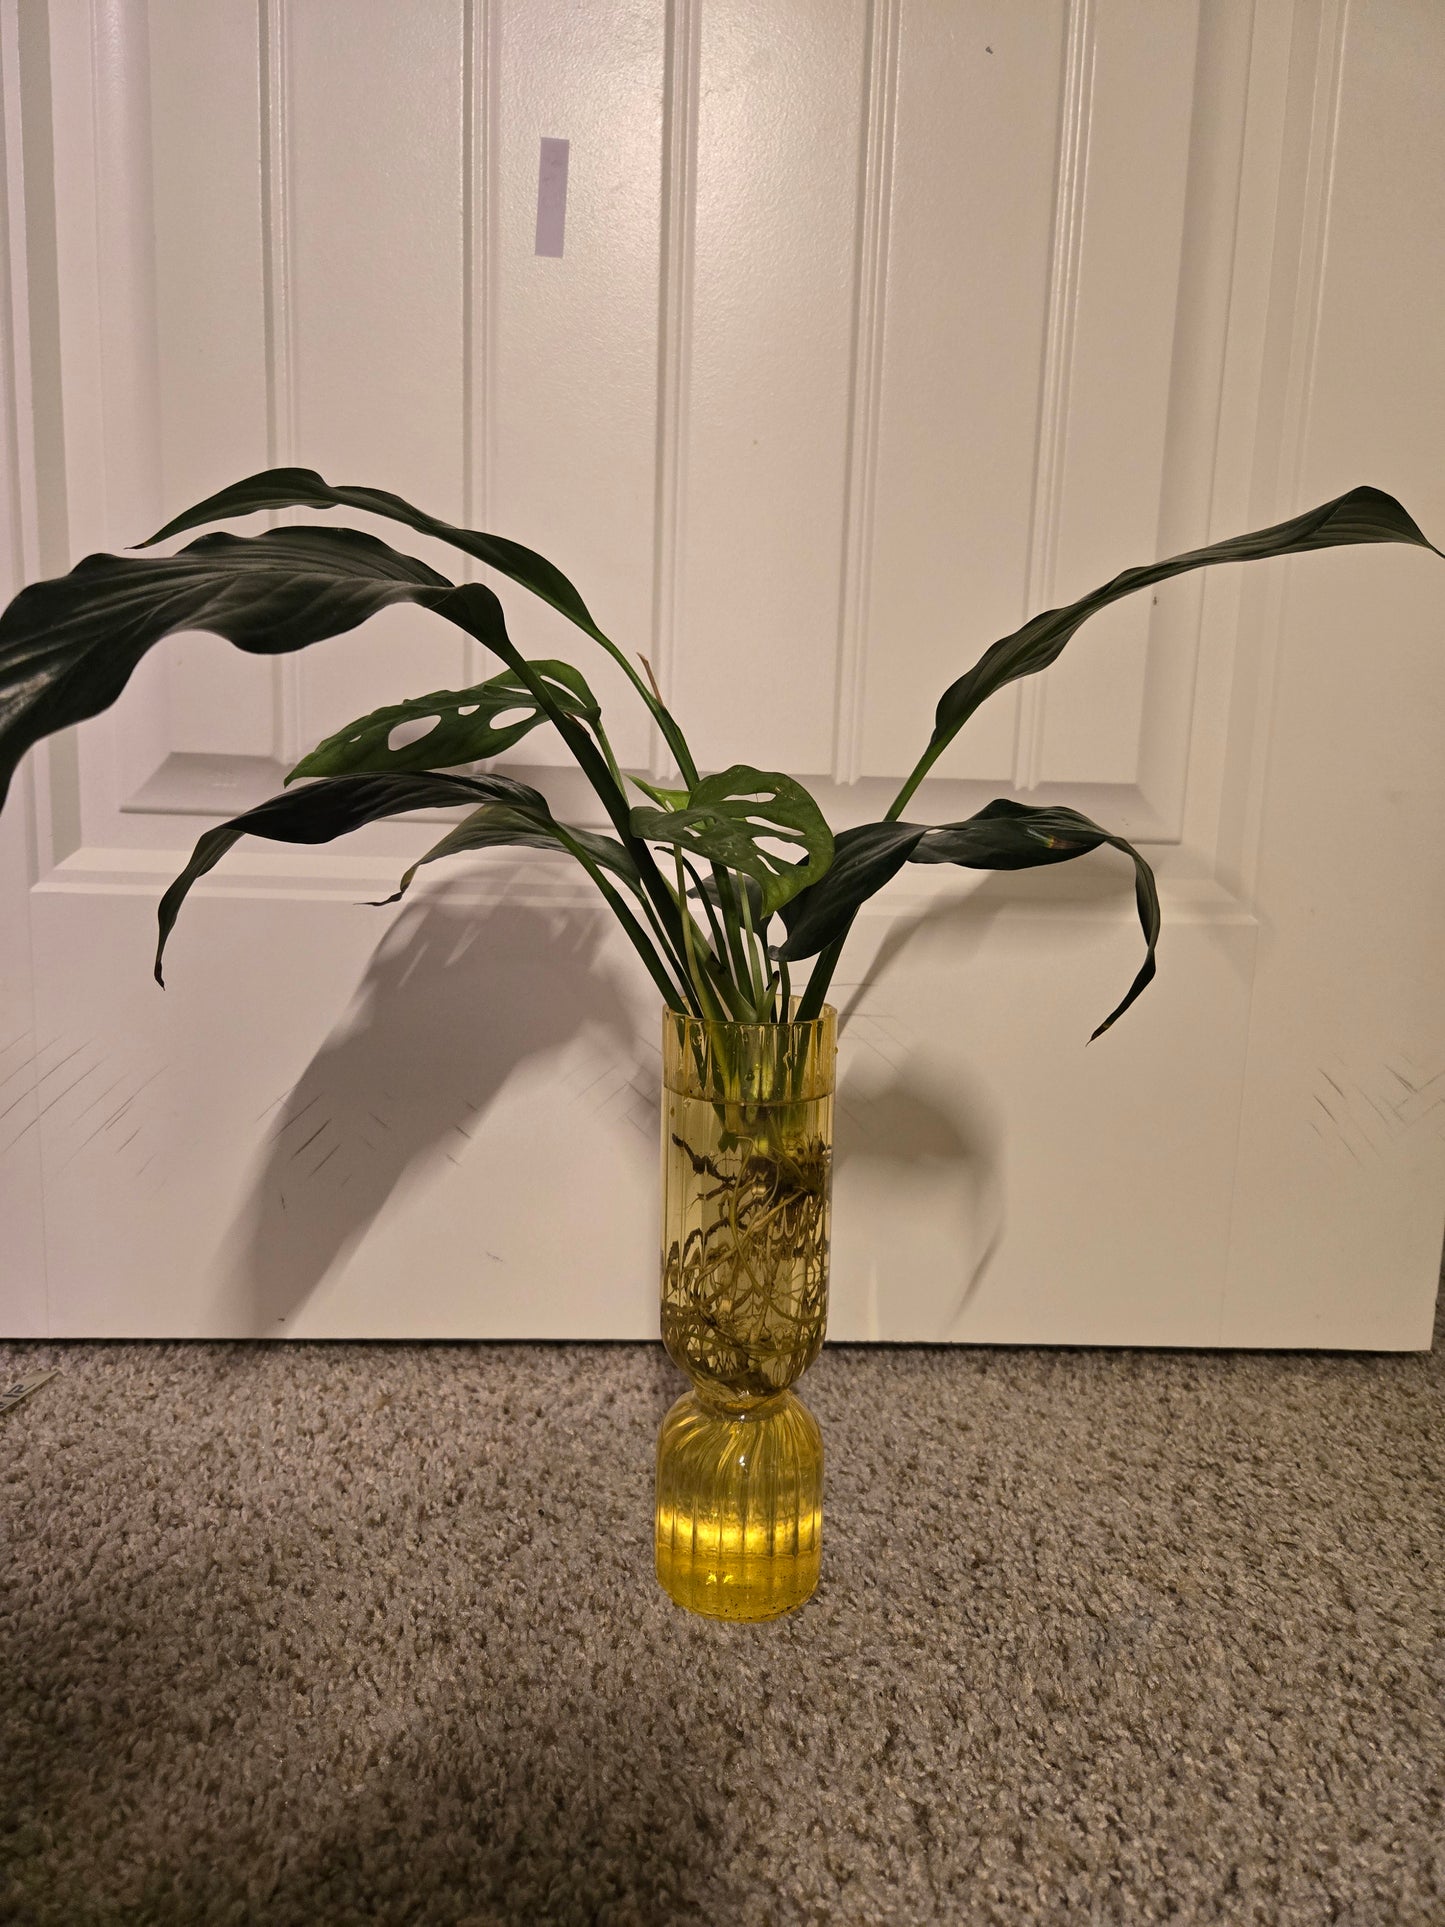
top-left (827, 868), bottom-right (1122, 1335)
top-left (217, 890), bottom-right (639, 1333)
top-left (818, 887), bottom-right (989, 1337)
top-left (215, 868), bottom-right (1126, 1340)
top-left (834, 1058), bottom-right (1004, 1335)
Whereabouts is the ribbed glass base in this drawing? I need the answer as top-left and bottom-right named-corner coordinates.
top-left (654, 1389), bottom-right (823, 1621)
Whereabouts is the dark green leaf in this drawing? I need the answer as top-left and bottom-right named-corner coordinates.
top-left (377, 800), bottom-right (642, 907)
top-left (931, 485), bottom-right (1442, 752)
top-left (0, 526), bottom-right (450, 809)
top-left (155, 771), bottom-right (543, 984)
top-left (913, 800), bottom-right (1159, 1039)
top-left (0, 523), bottom-right (701, 1004)
top-left (630, 765), bottom-right (834, 918)
top-left (775, 823), bottom-right (926, 960)
top-left (780, 799), bottom-right (1159, 1039)
top-left (910, 798), bottom-right (1129, 869)
top-left (140, 466), bottom-right (704, 784)
top-left (287, 659), bottom-right (602, 781)
top-left (142, 467), bottom-right (607, 644)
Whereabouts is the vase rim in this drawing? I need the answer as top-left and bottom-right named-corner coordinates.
top-left (662, 1000), bottom-right (837, 1036)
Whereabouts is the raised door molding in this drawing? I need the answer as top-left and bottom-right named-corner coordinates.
top-left (34, 0), bottom-right (1300, 874)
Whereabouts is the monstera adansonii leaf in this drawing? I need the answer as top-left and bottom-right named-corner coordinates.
top-left (914, 485), bottom-right (1442, 777)
top-left (139, 465), bottom-right (700, 781)
top-left (287, 659), bottom-right (602, 780)
top-left (154, 771), bottom-right (549, 984)
top-left (778, 800), bottom-right (1159, 1039)
top-left (629, 765), bottom-right (834, 919)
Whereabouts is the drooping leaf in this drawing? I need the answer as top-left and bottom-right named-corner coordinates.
top-left (0, 517), bottom-right (737, 1012)
top-left (909, 798), bottom-right (1136, 869)
top-left (929, 486), bottom-right (1443, 755)
top-left (287, 659), bottom-right (602, 781)
top-left (376, 799), bottom-right (642, 906)
top-left (142, 467), bottom-right (608, 645)
top-left (775, 823), bottom-right (927, 959)
top-left (365, 791), bottom-right (686, 1012)
top-left (780, 799), bottom-right (1159, 1039)
top-left (630, 765), bottom-right (835, 918)
top-left (910, 799), bottom-right (1159, 1038)
top-left (140, 466), bottom-right (703, 782)
top-left (0, 525), bottom-right (655, 910)
top-left (0, 526), bottom-right (450, 809)
top-left (155, 771), bottom-right (545, 984)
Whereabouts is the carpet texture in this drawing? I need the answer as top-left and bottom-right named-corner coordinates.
top-left (2, 1316), bottom-right (1443, 1926)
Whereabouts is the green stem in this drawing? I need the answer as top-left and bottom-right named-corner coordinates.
top-left (636, 886), bottom-right (706, 1016)
top-left (738, 884), bottom-right (769, 1019)
top-left (436, 587), bottom-right (695, 975)
top-left (674, 847), bottom-right (724, 1020)
top-left (884, 735), bottom-right (945, 823)
top-left (795, 725), bottom-right (945, 1017)
top-left (620, 646), bottom-right (700, 791)
top-left (672, 856), bottom-right (748, 1019)
top-left (697, 926), bottom-right (752, 1022)
top-left (594, 728), bottom-right (706, 1003)
top-left (554, 829), bottom-right (693, 1012)
top-left (614, 658), bottom-right (699, 790)
top-left (710, 865), bottom-right (755, 1003)
top-left (682, 854), bottom-right (727, 962)
top-left (680, 857), bottom-right (751, 1019)
top-left (795, 933), bottom-right (845, 1023)
top-left (591, 719), bottom-right (628, 797)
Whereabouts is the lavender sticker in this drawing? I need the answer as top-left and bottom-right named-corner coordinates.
top-left (534, 137), bottom-right (570, 258)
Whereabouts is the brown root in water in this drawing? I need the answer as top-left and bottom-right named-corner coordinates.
top-left (662, 1131), bottom-right (831, 1398)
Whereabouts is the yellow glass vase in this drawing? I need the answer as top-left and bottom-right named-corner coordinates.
top-left (655, 1003), bottom-right (837, 1620)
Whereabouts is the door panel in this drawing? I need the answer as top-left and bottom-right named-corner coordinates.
top-left (1, 0), bottom-right (1440, 1342)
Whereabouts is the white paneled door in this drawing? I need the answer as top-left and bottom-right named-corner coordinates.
top-left (1, 0), bottom-right (1440, 1342)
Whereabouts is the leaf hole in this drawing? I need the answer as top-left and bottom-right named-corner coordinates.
top-left (488, 707), bottom-right (532, 729)
top-left (388, 715), bottom-right (442, 753)
top-left (755, 832), bottom-right (805, 859)
top-left (456, 704), bottom-right (479, 716)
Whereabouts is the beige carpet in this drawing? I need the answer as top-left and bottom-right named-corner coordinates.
top-left (3, 1311), bottom-right (1443, 1925)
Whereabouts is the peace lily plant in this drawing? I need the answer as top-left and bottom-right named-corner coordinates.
top-left (1, 471), bottom-right (1435, 1026)
top-left (0, 469), bottom-right (1437, 1620)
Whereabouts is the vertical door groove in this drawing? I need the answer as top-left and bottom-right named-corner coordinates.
top-left (649, 0), bottom-right (701, 782)
top-left (461, 0), bottom-right (496, 680)
top-left (258, 0), bottom-right (295, 474)
top-left (0, 0), bottom-right (37, 589)
top-left (258, 0), bottom-right (301, 764)
top-left (1016, 0), bottom-right (1096, 792)
top-left (832, 0), bottom-right (900, 788)
top-left (1225, 0), bottom-right (1348, 917)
